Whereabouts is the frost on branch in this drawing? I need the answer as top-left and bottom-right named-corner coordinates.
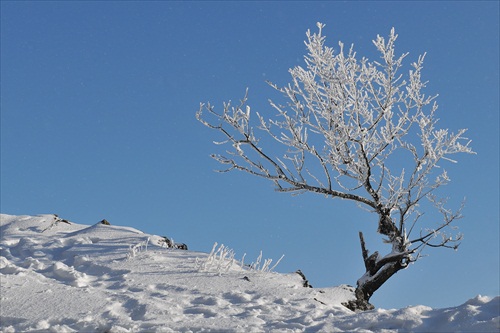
top-left (197, 23), bottom-right (475, 310)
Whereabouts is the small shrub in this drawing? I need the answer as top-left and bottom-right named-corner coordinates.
top-left (195, 242), bottom-right (284, 275)
top-left (127, 237), bottom-right (150, 259)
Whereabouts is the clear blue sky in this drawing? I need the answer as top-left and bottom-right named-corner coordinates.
top-left (1, 1), bottom-right (498, 309)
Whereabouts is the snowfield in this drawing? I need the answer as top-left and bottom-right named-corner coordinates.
top-left (0, 214), bottom-right (498, 332)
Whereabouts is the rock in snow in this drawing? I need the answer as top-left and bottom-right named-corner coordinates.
top-left (0, 214), bottom-right (498, 332)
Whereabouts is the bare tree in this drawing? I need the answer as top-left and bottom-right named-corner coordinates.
top-left (196, 23), bottom-right (474, 311)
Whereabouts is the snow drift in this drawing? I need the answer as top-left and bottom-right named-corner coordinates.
top-left (0, 214), bottom-right (498, 332)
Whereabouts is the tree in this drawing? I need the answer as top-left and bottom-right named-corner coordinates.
top-left (196, 23), bottom-right (474, 311)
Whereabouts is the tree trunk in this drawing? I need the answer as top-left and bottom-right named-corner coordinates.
top-left (342, 232), bottom-right (407, 312)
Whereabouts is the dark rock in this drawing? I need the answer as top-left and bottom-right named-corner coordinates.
top-left (313, 297), bottom-right (327, 305)
top-left (160, 236), bottom-right (174, 248)
top-left (160, 237), bottom-right (187, 250)
top-left (53, 214), bottom-right (70, 224)
top-left (295, 269), bottom-right (313, 288)
top-left (175, 243), bottom-right (188, 250)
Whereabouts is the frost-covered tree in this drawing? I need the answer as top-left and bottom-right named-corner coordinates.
top-left (196, 23), bottom-right (474, 311)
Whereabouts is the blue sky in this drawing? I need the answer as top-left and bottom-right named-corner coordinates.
top-left (1, 1), bottom-right (498, 309)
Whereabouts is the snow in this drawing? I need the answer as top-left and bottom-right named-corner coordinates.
top-left (1, 214), bottom-right (498, 332)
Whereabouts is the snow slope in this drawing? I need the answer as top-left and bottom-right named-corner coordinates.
top-left (1, 214), bottom-right (498, 332)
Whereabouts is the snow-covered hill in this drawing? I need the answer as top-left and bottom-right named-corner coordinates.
top-left (1, 214), bottom-right (498, 332)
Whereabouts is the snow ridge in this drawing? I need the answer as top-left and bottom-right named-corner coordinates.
top-left (1, 214), bottom-right (498, 332)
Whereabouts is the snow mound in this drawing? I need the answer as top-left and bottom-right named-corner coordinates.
top-left (1, 214), bottom-right (498, 332)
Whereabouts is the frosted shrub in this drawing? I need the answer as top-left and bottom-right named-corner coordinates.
top-left (195, 242), bottom-right (284, 275)
top-left (250, 251), bottom-right (285, 273)
top-left (127, 237), bottom-right (150, 259)
top-left (195, 242), bottom-right (235, 274)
